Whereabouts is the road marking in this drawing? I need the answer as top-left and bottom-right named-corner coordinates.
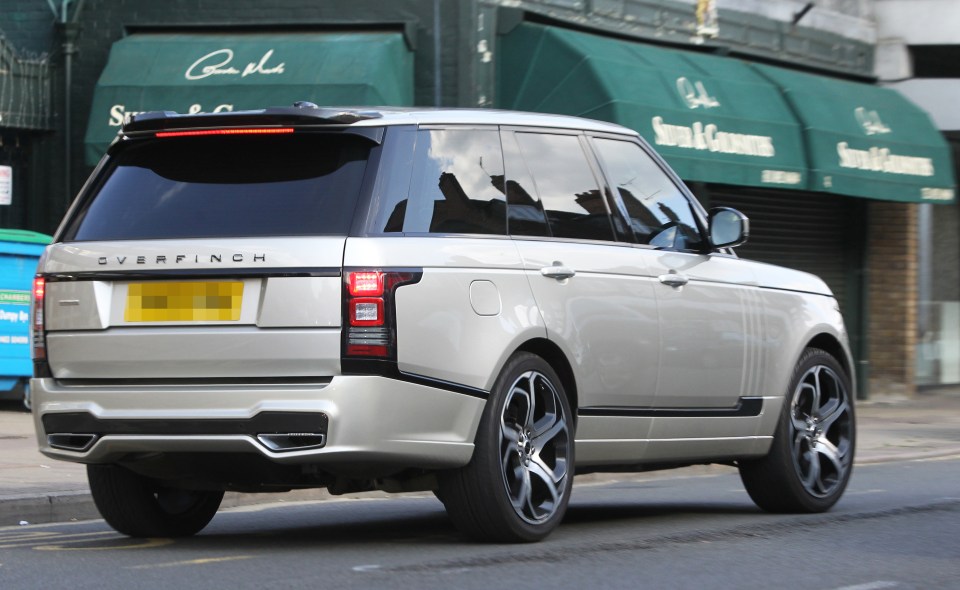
top-left (353, 564), bottom-right (382, 572)
top-left (0, 530), bottom-right (115, 549)
top-left (831, 582), bottom-right (899, 590)
top-left (127, 556), bottom-right (254, 570)
top-left (34, 537), bottom-right (174, 551)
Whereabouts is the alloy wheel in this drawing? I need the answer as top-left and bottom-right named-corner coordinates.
top-left (789, 365), bottom-right (853, 499)
top-left (498, 370), bottom-right (571, 525)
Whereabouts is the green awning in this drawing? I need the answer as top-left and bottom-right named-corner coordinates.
top-left (84, 32), bottom-right (414, 165)
top-left (498, 23), bottom-right (808, 190)
top-left (755, 64), bottom-right (956, 203)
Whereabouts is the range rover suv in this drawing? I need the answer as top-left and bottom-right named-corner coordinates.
top-left (31, 105), bottom-right (855, 542)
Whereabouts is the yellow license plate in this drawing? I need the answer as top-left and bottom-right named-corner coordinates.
top-left (125, 281), bottom-right (243, 322)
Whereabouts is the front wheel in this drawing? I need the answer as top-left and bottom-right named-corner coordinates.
top-left (439, 352), bottom-right (574, 542)
top-left (739, 348), bottom-right (855, 513)
top-left (87, 464), bottom-right (224, 537)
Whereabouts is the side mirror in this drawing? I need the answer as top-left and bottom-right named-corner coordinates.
top-left (709, 207), bottom-right (749, 249)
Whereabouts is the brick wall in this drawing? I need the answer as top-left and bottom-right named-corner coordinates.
top-left (867, 201), bottom-right (918, 397)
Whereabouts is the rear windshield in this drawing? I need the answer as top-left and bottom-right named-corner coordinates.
top-left (64, 133), bottom-right (373, 241)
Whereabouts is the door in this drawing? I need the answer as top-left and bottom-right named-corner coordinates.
top-left (589, 136), bottom-right (762, 410)
top-left (504, 129), bottom-right (661, 410)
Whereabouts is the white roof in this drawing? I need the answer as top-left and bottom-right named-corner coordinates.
top-left (345, 107), bottom-right (638, 136)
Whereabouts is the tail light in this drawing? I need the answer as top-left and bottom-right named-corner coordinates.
top-left (31, 276), bottom-right (47, 369)
top-left (343, 269), bottom-right (420, 359)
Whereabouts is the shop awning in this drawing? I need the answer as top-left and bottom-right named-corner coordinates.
top-left (756, 64), bottom-right (956, 204)
top-left (498, 23), bottom-right (809, 191)
top-left (84, 32), bottom-right (414, 165)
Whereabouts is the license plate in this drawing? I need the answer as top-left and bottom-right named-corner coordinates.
top-left (125, 281), bottom-right (243, 322)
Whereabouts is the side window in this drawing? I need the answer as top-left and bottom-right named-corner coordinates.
top-left (514, 132), bottom-right (615, 241)
top-left (402, 128), bottom-right (506, 235)
top-left (502, 132), bottom-right (550, 237)
top-left (592, 137), bottom-right (704, 252)
top-left (369, 126), bottom-right (417, 233)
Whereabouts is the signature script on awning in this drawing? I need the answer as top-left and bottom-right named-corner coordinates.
top-left (185, 49), bottom-right (285, 81)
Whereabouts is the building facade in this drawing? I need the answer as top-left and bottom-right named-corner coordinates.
top-left (875, 0), bottom-right (960, 391)
top-left (1, 0), bottom-right (955, 397)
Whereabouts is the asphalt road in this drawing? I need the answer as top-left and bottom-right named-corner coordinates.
top-left (1, 458), bottom-right (958, 590)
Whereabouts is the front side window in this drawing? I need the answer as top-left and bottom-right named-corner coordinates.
top-left (514, 132), bottom-right (615, 242)
top-left (592, 137), bottom-right (704, 252)
top-left (65, 133), bottom-right (372, 241)
top-left (401, 128), bottom-right (506, 234)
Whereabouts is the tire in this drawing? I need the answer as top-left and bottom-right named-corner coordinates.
top-left (739, 348), bottom-right (855, 513)
top-left (87, 464), bottom-right (224, 537)
top-left (439, 352), bottom-right (574, 542)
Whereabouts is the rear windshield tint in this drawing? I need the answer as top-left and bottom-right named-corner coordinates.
top-left (64, 133), bottom-right (372, 241)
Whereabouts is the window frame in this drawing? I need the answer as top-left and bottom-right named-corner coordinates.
top-left (359, 124), bottom-right (511, 238)
top-left (502, 126), bottom-right (628, 246)
top-left (586, 131), bottom-right (713, 253)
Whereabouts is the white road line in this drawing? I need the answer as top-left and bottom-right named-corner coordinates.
top-left (831, 581), bottom-right (899, 590)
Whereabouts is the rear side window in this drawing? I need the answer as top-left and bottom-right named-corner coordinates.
top-left (64, 133), bottom-right (372, 241)
top-left (400, 128), bottom-right (506, 235)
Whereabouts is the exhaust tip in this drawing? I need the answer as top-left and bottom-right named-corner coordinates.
top-left (257, 433), bottom-right (326, 452)
top-left (47, 433), bottom-right (98, 453)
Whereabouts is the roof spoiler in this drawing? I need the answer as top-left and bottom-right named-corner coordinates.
top-left (122, 103), bottom-right (383, 135)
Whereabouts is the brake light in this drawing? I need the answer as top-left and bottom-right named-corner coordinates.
top-left (343, 270), bottom-right (420, 359)
top-left (348, 272), bottom-right (383, 296)
top-left (31, 276), bottom-right (46, 363)
top-left (155, 128), bottom-right (295, 138)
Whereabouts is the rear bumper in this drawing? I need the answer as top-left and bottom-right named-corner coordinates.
top-left (30, 375), bottom-right (486, 471)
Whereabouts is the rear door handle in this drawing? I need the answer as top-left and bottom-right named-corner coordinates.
top-left (541, 264), bottom-right (576, 280)
top-left (658, 273), bottom-right (689, 288)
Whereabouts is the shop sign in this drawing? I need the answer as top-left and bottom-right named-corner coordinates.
top-left (652, 117), bottom-right (775, 158)
top-left (0, 290), bottom-right (30, 348)
top-left (855, 107), bottom-right (891, 136)
top-left (0, 166), bottom-right (11, 206)
top-left (677, 77), bottom-right (719, 110)
top-left (836, 143), bottom-right (934, 177)
top-left (837, 107), bottom-right (934, 177)
top-left (108, 103), bottom-right (234, 127)
top-left (185, 49), bottom-right (285, 81)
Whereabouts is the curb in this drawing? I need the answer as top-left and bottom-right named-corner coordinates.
top-left (854, 447), bottom-right (960, 465)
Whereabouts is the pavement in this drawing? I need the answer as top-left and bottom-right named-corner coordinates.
top-left (1, 391), bottom-right (959, 527)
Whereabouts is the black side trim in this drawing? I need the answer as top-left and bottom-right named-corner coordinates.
top-left (54, 376), bottom-right (333, 387)
top-left (578, 397), bottom-right (764, 418)
top-left (42, 411), bottom-right (329, 437)
top-left (341, 358), bottom-right (489, 400)
top-left (44, 267), bottom-right (341, 281)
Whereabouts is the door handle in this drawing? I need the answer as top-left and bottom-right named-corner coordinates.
top-left (658, 273), bottom-right (688, 288)
top-left (541, 263), bottom-right (576, 280)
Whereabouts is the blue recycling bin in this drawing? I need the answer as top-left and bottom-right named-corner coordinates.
top-left (0, 229), bottom-right (51, 406)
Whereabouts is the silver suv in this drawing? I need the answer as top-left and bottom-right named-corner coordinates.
top-left (31, 106), bottom-right (855, 542)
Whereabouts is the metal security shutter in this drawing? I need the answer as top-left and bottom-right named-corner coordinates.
top-left (710, 189), bottom-right (855, 312)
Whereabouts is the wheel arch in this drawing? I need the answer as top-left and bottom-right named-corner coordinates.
top-left (515, 338), bottom-right (579, 423)
top-left (805, 332), bottom-right (853, 383)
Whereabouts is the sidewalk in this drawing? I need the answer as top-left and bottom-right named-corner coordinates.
top-left (2, 391), bottom-right (959, 527)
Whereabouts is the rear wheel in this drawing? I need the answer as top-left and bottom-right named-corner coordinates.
top-left (739, 348), bottom-right (855, 512)
top-left (87, 464), bottom-right (223, 537)
top-left (439, 352), bottom-right (574, 542)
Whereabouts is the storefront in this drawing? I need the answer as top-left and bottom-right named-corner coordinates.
top-left (84, 31), bottom-right (415, 165)
top-left (497, 21), bottom-right (957, 396)
top-left (0, 36), bottom-right (54, 233)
